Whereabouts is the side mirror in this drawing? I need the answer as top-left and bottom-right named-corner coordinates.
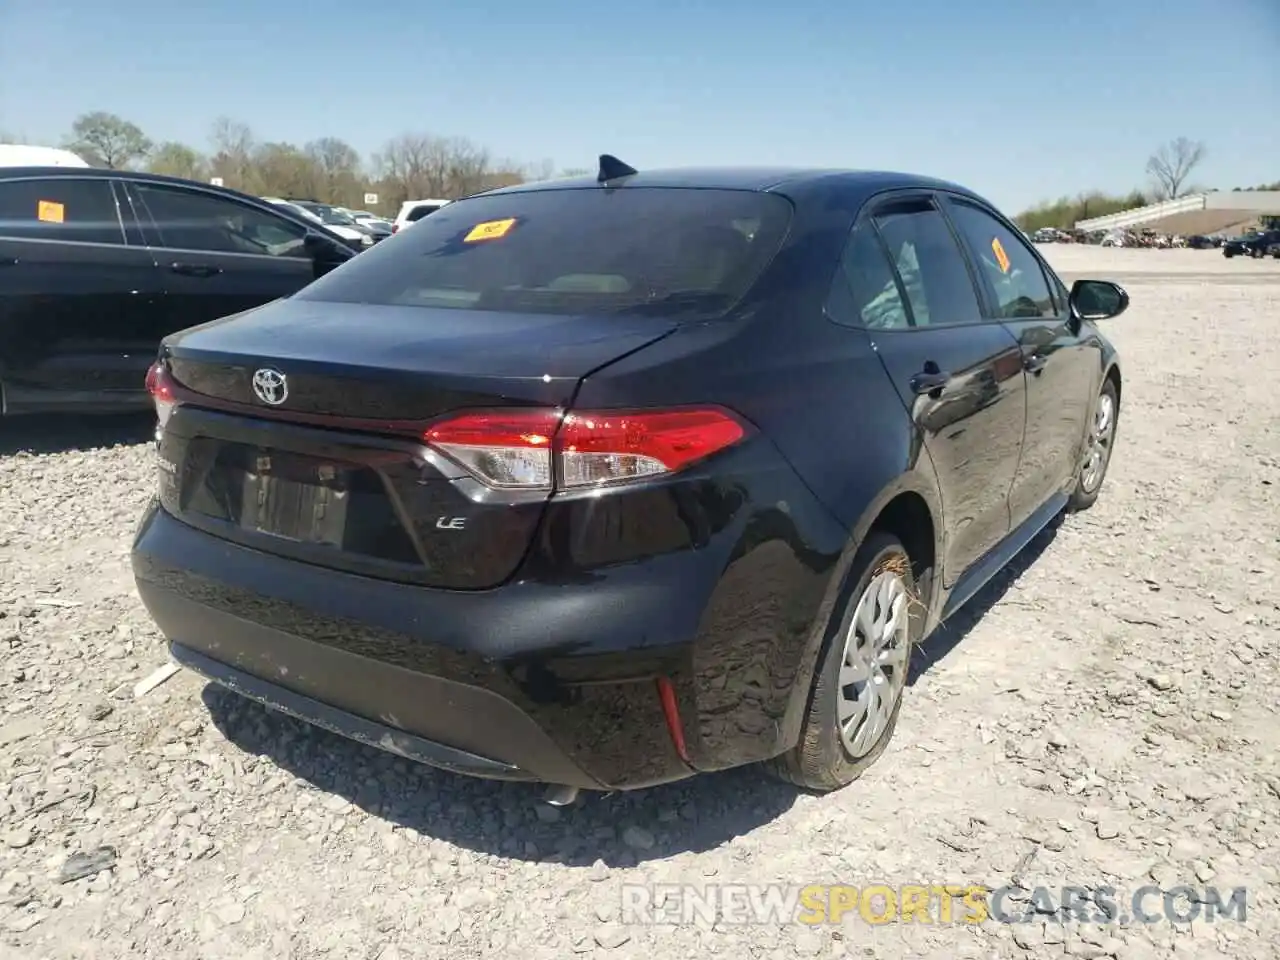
top-left (304, 232), bottom-right (342, 256)
top-left (303, 232), bottom-right (353, 277)
top-left (1069, 279), bottom-right (1129, 321)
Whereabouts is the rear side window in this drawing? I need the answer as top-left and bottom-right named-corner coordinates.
top-left (133, 184), bottom-right (308, 258)
top-left (828, 222), bottom-right (911, 329)
top-left (946, 200), bottom-right (1056, 319)
top-left (0, 178), bottom-right (124, 244)
top-left (300, 187), bottom-right (793, 319)
top-left (871, 199), bottom-right (983, 327)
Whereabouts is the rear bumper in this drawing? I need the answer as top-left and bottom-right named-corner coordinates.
top-left (170, 642), bottom-right (532, 781)
top-left (132, 501), bottom-right (711, 790)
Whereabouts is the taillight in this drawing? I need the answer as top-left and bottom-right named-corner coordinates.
top-left (145, 360), bottom-right (178, 431)
top-left (391, 223), bottom-right (400, 233)
top-left (424, 406), bottom-right (747, 490)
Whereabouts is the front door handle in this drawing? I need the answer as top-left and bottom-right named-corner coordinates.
top-left (0, 256), bottom-right (17, 267)
top-left (910, 369), bottom-right (952, 395)
top-left (1024, 354), bottom-right (1048, 375)
top-left (170, 262), bottom-right (222, 278)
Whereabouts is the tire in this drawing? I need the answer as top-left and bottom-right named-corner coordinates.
top-left (1069, 377), bottom-right (1119, 512)
top-left (765, 532), bottom-right (924, 792)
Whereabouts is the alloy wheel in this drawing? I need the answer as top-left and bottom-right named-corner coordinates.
top-left (1081, 390), bottom-right (1116, 494)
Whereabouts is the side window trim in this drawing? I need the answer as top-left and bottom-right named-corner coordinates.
top-left (824, 188), bottom-right (928, 331)
top-left (866, 220), bottom-right (918, 328)
top-left (862, 189), bottom-right (992, 329)
top-left (938, 192), bottom-right (1063, 319)
top-left (926, 192), bottom-right (1003, 323)
top-left (860, 190), bottom-right (937, 330)
top-left (109, 179), bottom-right (149, 247)
top-left (118, 181), bottom-right (160, 246)
top-left (0, 175), bottom-right (129, 246)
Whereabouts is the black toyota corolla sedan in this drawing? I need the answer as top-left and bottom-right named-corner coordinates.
top-left (132, 157), bottom-right (1128, 799)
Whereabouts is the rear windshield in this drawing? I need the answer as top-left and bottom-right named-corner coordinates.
top-left (406, 204), bottom-right (441, 221)
top-left (298, 187), bottom-right (792, 318)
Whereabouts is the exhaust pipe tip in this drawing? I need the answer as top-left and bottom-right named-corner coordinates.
top-left (542, 784), bottom-right (580, 807)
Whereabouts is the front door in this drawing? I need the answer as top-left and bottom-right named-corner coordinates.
top-left (840, 195), bottom-right (1028, 584)
top-left (0, 175), bottom-right (160, 408)
top-left (124, 180), bottom-right (319, 335)
top-left (941, 195), bottom-right (1100, 529)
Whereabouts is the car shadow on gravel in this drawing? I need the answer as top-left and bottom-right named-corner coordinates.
top-left (202, 685), bottom-right (802, 867)
top-left (907, 512), bottom-right (1065, 685)
top-left (0, 413), bottom-right (154, 455)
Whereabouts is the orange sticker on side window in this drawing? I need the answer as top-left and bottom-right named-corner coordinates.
top-left (464, 218), bottom-right (517, 243)
top-left (37, 200), bottom-right (65, 223)
top-left (991, 237), bottom-right (1011, 273)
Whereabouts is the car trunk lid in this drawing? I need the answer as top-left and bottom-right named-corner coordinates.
top-left (153, 297), bottom-right (677, 589)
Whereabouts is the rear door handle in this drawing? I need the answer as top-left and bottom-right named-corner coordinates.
top-left (1024, 354), bottom-right (1047, 374)
top-left (170, 262), bottom-right (222, 278)
top-left (0, 256), bottom-right (17, 267)
top-left (910, 369), bottom-right (952, 395)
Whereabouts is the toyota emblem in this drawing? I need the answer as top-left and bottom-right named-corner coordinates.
top-left (251, 368), bottom-right (288, 405)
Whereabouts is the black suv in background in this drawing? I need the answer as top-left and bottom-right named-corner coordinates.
top-left (0, 168), bottom-right (355, 416)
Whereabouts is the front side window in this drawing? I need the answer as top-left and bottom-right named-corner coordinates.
top-left (0, 178), bottom-right (124, 244)
top-left (872, 199), bottom-right (983, 327)
top-left (946, 200), bottom-right (1056, 320)
top-left (133, 184), bottom-right (308, 258)
top-left (299, 187), bottom-right (793, 319)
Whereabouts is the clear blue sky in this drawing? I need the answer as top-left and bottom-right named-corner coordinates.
top-left (1, 0), bottom-right (1276, 212)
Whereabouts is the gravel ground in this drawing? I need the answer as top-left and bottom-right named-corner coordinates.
top-left (1, 247), bottom-right (1277, 959)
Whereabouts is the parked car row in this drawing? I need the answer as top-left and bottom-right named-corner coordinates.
top-left (1030, 225), bottom-right (1263, 251)
top-left (0, 167), bottom-right (358, 414)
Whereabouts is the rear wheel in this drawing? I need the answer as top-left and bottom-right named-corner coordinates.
top-left (766, 532), bottom-right (923, 792)
top-left (1069, 377), bottom-right (1119, 511)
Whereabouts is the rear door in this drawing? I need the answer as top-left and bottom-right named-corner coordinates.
top-left (0, 174), bottom-right (160, 406)
top-left (837, 193), bottom-right (1027, 584)
top-left (941, 194), bottom-right (1100, 530)
top-left (125, 180), bottom-right (321, 334)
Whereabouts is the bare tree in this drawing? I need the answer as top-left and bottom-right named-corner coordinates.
top-left (305, 137), bottom-right (362, 204)
top-left (253, 142), bottom-right (321, 199)
top-left (1146, 138), bottom-right (1207, 200)
top-left (65, 111), bottom-right (152, 168)
top-left (208, 117), bottom-right (257, 191)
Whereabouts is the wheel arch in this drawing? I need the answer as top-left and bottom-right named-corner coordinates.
top-left (777, 469), bottom-right (945, 751)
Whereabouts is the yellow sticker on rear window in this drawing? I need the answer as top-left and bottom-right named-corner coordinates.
top-left (991, 237), bottom-right (1011, 274)
top-left (464, 218), bottom-right (517, 243)
top-left (37, 200), bottom-right (65, 224)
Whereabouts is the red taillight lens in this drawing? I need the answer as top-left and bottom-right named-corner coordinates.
top-left (145, 361), bottom-right (174, 401)
top-left (424, 406), bottom-right (747, 490)
top-left (391, 223), bottom-right (400, 233)
top-left (425, 410), bottom-right (561, 489)
top-left (145, 360), bottom-right (178, 428)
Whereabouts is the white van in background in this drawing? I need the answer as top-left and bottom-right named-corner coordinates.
top-left (0, 144), bottom-right (91, 168)
top-left (392, 198), bottom-right (450, 233)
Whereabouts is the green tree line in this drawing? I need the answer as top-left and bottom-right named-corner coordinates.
top-left (4, 111), bottom-right (585, 215)
top-left (6, 119), bottom-right (1266, 230)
